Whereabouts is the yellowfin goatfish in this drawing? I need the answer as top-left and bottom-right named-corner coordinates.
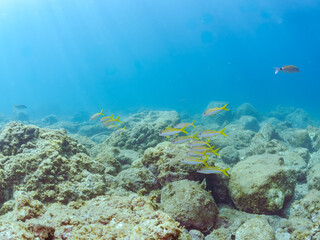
top-left (114, 126), bottom-right (126, 134)
top-left (14, 104), bottom-right (27, 110)
top-left (102, 116), bottom-right (121, 126)
top-left (186, 151), bottom-right (208, 157)
top-left (190, 145), bottom-right (215, 152)
top-left (90, 110), bottom-right (104, 120)
top-left (203, 104), bottom-right (229, 117)
top-left (188, 139), bottom-right (211, 147)
top-left (199, 128), bottom-right (227, 138)
top-left (171, 133), bottom-right (199, 144)
top-left (181, 156), bottom-right (209, 167)
top-left (174, 120), bottom-right (196, 129)
top-left (159, 125), bottom-right (188, 138)
top-left (274, 65), bottom-right (299, 74)
top-left (99, 114), bottom-right (114, 122)
top-left (197, 166), bottom-right (230, 177)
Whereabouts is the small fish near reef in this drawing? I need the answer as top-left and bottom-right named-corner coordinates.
top-left (171, 133), bottom-right (199, 145)
top-left (203, 104), bottom-right (229, 117)
top-left (114, 126), bottom-right (126, 134)
top-left (188, 139), bottom-right (211, 147)
top-left (197, 166), bottom-right (230, 177)
top-left (159, 125), bottom-right (188, 138)
top-left (102, 116), bottom-right (121, 126)
top-left (274, 65), bottom-right (299, 74)
top-left (174, 120), bottom-right (196, 129)
top-left (90, 110), bottom-right (104, 120)
top-left (181, 156), bottom-right (209, 167)
top-left (14, 104), bottom-right (27, 110)
top-left (198, 128), bottom-right (227, 138)
top-left (99, 114), bottom-right (114, 122)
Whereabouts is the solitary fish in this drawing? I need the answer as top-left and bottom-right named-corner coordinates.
top-left (14, 105), bottom-right (27, 110)
top-left (90, 109), bottom-right (104, 120)
top-left (181, 156), bottom-right (209, 167)
top-left (274, 65), bottom-right (299, 74)
top-left (197, 166), bottom-right (230, 177)
top-left (171, 133), bottom-right (199, 145)
top-left (159, 125), bottom-right (188, 138)
top-left (199, 128), bottom-right (227, 138)
top-left (203, 104), bottom-right (229, 117)
top-left (174, 120), bottom-right (196, 129)
top-left (188, 139), bottom-right (211, 147)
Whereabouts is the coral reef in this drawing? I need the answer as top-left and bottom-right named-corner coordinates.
top-left (104, 110), bottom-right (180, 153)
top-left (0, 122), bottom-right (107, 206)
top-left (0, 192), bottom-right (186, 239)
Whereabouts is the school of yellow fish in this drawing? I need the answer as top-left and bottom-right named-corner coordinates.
top-left (90, 109), bottom-right (126, 135)
top-left (90, 104), bottom-right (230, 177)
top-left (159, 104), bottom-right (230, 177)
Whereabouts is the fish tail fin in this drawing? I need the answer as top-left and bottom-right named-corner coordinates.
top-left (221, 168), bottom-right (230, 177)
top-left (220, 128), bottom-right (227, 137)
top-left (110, 113), bottom-right (114, 118)
top-left (222, 104), bottom-right (229, 111)
top-left (274, 67), bottom-right (281, 74)
top-left (100, 109), bottom-right (104, 116)
top-left (123, 126), bottom-right (126, 130)
top-left (202, 156), bottom-right (209, 166)
top-left (180, 125), bottom-right (188, 135)
top-left (206, 139), bottom-right (211, 147)
top-left (191, 120), bottom-right (196, 128)
top-left (203, 161), bottom-right (210, 168)
top-left (115, 116), bottom-right (121, 123)
top-left (192, 133), bottom-right (199, 140)
top-left (213, 148), bottom-right (220, 156)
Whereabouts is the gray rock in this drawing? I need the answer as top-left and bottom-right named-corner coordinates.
top-left (189, 229), bottom-right (205, 240)
top-left (235, 217), bottom-right (275, 240)
top-left (239, 116), bottom-right (260, 132)
top-left (286, 108), bottom-right (314, 129)
top-left (41, 115), bottom-right (58, 125)
top-left (235, 103), bottom-right (260, 119)
top-left (161, 180), bottom-right (218, 233)
top-left (220, 146), bottom-right (239, 165)
top-left (229, 154), bottom-right (296, 214)
top-left (282, 130), bottom-right (312, 150)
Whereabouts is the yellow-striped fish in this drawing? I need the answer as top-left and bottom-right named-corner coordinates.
top-left (181, 156), bottom-right (209, 167)
top-left (159, 125), bottom-right (188, 138)
top-left (90, 109), bottom-right (104, 120)
top-left (171, 133), bottom-right (199, 144)
top-left (199, 128), bottom-right (227, 138)
top-left (188, 139), bottom-right (211, 147)
top-left (114, 126), bottom-right (126, 134)
top-left (197, 166), bottom-right (229, 177)
top-left (174, 120), bottom-right (196, 129)
top-left (203, 104), bottom-right (229, 117)
top-left (99, 114), bottom-right (114, 122)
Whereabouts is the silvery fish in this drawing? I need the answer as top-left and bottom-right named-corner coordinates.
top-left (188, 139), bottom-right (211, 147)
top-left (171, 133), bottom-right (198, 144)
top-left (90, 109), bottom-right (104, 120)
top-left (186, 151), bottom-right (208, 157)
top-left (197, 166), bottom-right (229, 177)
top-left (114, 126), bottom-right (126, 134)
top-left (159, 125), bottom-right (188, 138)
top-left (99, 114), bottom-right (114, 122)
top-left (202, 104), bottom-right (229, 117)
top-left (274, 65), bottom-right (299, 74)
top-left (174, 120), bottom-right (196, 129)
top-left (181, 156), bottom-right (209, 167)
top-left (198, 128), bottom-right (227, 138)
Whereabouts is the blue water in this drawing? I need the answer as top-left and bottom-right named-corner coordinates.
top-left (0, 0), bottom-right (319, 118)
